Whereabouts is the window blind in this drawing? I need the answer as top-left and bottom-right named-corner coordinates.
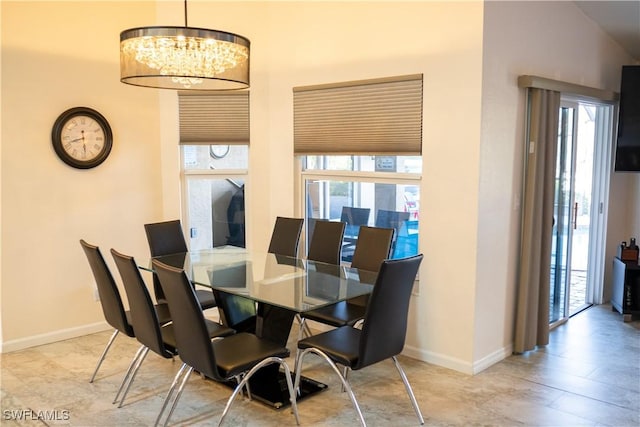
top-left (293, 74), bottom-right (423, 155)
top-left (178, 91), bottom-right (249, 145)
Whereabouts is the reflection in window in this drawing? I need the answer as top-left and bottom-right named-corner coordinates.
top-left (183, 145), bottom-right (249, 170)
top-left (303, 155), bottom-right (421, 262)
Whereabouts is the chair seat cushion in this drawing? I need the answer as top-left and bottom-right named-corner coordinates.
top-left (195, 289), bottom-right (217, 310)
top-left (303, 301), bottom-right (366, 327)
top-left (297, 326), bottom-right (361, 368)
top-left (213, 333), bottom-right (289, 378)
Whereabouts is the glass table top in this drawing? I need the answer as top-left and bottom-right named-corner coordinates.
top-left (140, 247), bottom-right (377, 313)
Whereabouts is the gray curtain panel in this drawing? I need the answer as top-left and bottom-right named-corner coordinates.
top-left (514, 88), bottom-right (560, 354)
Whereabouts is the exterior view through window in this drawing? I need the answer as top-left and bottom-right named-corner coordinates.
top-left (302, 155), bottom-right (421, 262)
top-left (181, 145), bottom-right (248, 251)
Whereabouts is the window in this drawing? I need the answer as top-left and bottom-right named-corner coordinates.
top-left (179, 91), bottom-right (249, 251)
top-left (182, 145), bottom-right (247, 250)
top-left (302, 155), bottom-right (421, 261)
top-left (294, 74), bottom-right (423, 263)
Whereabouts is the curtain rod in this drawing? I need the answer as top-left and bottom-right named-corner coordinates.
top-left (518, 75), bottom-right (618, 102)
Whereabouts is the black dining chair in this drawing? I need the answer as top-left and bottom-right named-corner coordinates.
top-left (267, 216), bottom-right (305, 334)
top-left (110, 249), bottom-right (235, 410)
top-left (375, 210), bottom-right (410, 257)
top-left (151, 259), bottom-right (300, 427)
top-left (267, 216), bottom-right (304, 258)
top-left (307, 220), bottom-right (346, 265)
top-left (294, 254), bottom-right (424, 426)
top-left (213, 291), bottom-right (258, 334)
top-left (301, 226), bottom-right (395, 330)
top-left (144, 219), bottom-right (217, 311)
top-left (340, 207), bottom-right (371, 262)
top-left (80, 239), bottom-right (141, 383)
top-left (349, 226), bottom-right (395, 273)
top-left (340, 207), bottom-right (371, 228)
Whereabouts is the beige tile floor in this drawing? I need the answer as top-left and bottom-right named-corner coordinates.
top-left (1, 304), bottom-right (638, 426)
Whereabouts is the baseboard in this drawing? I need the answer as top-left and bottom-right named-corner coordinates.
top-left (402, 342), bottom-right (513, 375)
top-left (402, 344), bottom-right (474, 374)
top-left (471, 344), bottom-right (513, 374)
top-left (0, 321), bottom-right (110, 354)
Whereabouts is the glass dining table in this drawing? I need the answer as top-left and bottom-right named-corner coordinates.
top-left (139, 246), bottom-right (377, 408)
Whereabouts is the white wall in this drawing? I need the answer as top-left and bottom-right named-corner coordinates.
top-left (1, 1), bottom-right (163, 349)
top-left (476, 0), bottom-right (635, 367)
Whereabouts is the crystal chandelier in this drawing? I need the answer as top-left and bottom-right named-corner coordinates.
top-left (120, 1), bottom-right (250, 90)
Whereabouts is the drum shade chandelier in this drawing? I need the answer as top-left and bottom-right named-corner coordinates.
top-left (120, 0), bottom-right (250, 90)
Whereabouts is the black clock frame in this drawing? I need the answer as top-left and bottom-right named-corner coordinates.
top-left (51, 107), bottom-right (113, 169)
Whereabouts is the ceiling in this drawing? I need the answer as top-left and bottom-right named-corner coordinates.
top-left (574, 1), bottom-right (640, 61)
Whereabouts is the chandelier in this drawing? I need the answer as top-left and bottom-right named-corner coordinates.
top-left (120, 1), bottom-right (250, 90)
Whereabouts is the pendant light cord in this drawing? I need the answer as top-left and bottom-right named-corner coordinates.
top-left (184, 0), bottom-right (188, 27)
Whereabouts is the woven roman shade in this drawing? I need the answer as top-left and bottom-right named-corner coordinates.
top-left (293, 74), bottom-right (423, 155)
top-left (178, 91), bottom-right (249, 145)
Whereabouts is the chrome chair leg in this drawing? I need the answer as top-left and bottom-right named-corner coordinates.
top-left (341, 366), bottom-right (349, 392)
top-left (89, 329), bottom-right (119, 383)
top-left (295, 348), bottom-right (365, 427)
top-left (296, 316), bottom-right (306, 342)
top-left (113, 344), bottom-right (146, 404)
top-left (219, 357), bottom-right (300, 426)
top-left (295, 314), bottom-right (312, 339)
top-left (303, 320), bottom-right (312, 337)
top-left (154, 363), bottom-right (189, 427)
top-left (162, 365), bottom-right (194, 427)
top-left (293, 345), bottom-right (304, 397)
top-left (279, 359), bottom-right (300, 425)
top-left (117, 346), bottom-right (150, 408)
top-left (392, 356), bottom-right (424, 425)
top-left (235, 374), bottom-right (252, 401)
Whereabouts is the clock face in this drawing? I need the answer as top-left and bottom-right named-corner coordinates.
top-left (60, 115), bottom-right (106, 161)
top-left (52, 107), bottom-right (113, 169)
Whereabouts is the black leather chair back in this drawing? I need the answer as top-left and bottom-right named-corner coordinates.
top-left (213, 291), bottom-right (257, 333)
top-left (80, 240), bottom-right (134, 337)
top-left (356, 254), bottom-right (423, 370)
top-left (152, 259), bottom-right (221, 381)
top-left (144, 219), bottom-right (188, 302)
top-left (268, 216), bottom-right (304, 257)
top-left (340, 207), bottom-right (371, 226)
top-left (307, 220), bottom-right (346, 265)
top-left (374, 210), bottom-right (410, 230)
top-left (144, 220), bottom-right (188, 257)
top-left (350, 226), bottom-right (395, 273)
top-left (111, 249), bottom-right (174, 358)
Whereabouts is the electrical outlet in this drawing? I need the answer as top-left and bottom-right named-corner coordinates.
top-left (94, 288), bottom-right (100, 302)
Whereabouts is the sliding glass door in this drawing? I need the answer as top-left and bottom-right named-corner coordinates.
top-left (549, 100), bottom-right (613, 326)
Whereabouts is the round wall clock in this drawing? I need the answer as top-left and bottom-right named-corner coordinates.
top-left (51, 107), bottom-right (113, 169)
